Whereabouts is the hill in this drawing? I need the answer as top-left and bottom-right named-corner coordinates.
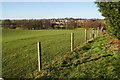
top-left (35, 34), bottom-right (120, 79)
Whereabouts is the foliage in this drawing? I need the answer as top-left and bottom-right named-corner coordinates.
top-left (2, 19), bottom-right (50, 30)
top-left (84, 19), bottom-right (106, 29)
top-left (95, 2), bottom-right (120, 39)
top-left (2, 18), bottom-right (105, 30)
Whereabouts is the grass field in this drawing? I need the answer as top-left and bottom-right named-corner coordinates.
top-left (2, 28), bottom-right (91, 78)
top-left (36, 35), bottom-right (120, 79)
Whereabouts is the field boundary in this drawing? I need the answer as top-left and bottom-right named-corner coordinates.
top-left (37, 28), bottom-right (102, 71)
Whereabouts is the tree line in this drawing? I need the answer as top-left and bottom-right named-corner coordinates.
top-left (1, 18), bottom-right (106, 30)
top-left (2, 19), bottom-right (51, 30)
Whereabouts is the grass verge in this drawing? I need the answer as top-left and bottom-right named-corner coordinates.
top-left (35, 34), bottom-right (120, 79)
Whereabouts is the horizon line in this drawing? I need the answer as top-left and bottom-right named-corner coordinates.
top-left (0, 17), bottom-right (104, 20)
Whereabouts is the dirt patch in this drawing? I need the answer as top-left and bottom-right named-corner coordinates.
top-left (108, 38), bottom-right (120, 51)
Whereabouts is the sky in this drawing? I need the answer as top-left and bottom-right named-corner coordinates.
top-left (1, 2), bottom-right (104, 19)
top-left (1, 0), bottom-right (97, 2)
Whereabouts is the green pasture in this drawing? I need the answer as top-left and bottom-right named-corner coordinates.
top-left (36, 35), bottom-right (120, 78)
top-left (2, 29), bottom-right (91, 78)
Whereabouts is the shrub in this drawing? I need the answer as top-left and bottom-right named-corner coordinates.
top-left (95, 1), bottom-right (120, 39)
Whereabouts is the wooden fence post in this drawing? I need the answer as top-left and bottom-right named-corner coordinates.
top-left (71, 33), bottom-right (74, 52)
top-left (97, 27), bottom-right (99, 37)
top-left (85, 29), bottom-right (87, 43)
top-left (95, 29), bottom-right (97, 38)
top-left (37, 42), bottom-right (42, 71)
top-left (90, 29), bottom-right (92, 39)
top-left (92, 28), bottom-right (95, 39)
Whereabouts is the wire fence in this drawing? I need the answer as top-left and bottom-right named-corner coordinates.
top-left (37, 28), bottom-right (101, 71)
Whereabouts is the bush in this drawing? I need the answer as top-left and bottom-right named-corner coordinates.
top-left (95, 2), bottom-right (120, 39)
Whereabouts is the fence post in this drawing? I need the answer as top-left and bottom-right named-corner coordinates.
top-left (71, 33), bottom-right (74, 52)
top-left (95, 29), bottom-right (97, 38)
top-left (97, 27), bottom-right (99, 37)
top-left (90, 29), bottom-right (92, 39)
top-left (92, 28), bottom-right (95, 39)
top-left (37, 42), bottom-right (42, 71)
top-left (85, 29), bottom-right (87, 43)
